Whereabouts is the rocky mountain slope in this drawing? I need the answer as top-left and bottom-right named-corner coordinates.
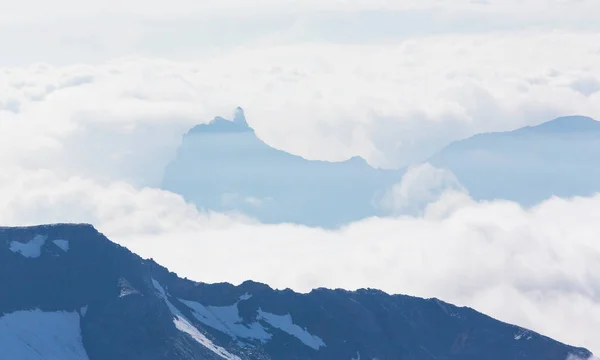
top-left (0, 224), bottom-right (593, 360)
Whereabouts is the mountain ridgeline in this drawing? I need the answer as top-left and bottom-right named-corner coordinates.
top-left (428, 115), bottom-right (600, 205)
top-left (162, 108), bottom-right (403, 227)
top-left (163, 111), bottom-right (600, 225)
top-left (0, 224), bottom-right (593, 360)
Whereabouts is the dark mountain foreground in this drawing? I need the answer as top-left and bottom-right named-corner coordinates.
top-left (0, 224), bottom-right (593, 360)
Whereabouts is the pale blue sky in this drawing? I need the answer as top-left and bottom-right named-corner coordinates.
top-left (1, 0), bottom-right (600, 64)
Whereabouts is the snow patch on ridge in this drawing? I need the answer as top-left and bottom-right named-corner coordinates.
top-left (179, 295), bottom-right (326, 351)
top-left (118, 278), bottom-right (139, 298)
top-left (257, 310), bottom-right (326, 350)
top-left (180, 299), bottom-right (271, 342)
top-left (9, 234), bottom-right (47, 258)
top-left (151, 279), bottom-right (241, 360)
top-left (514, 328), bottom-right (532, 341)
top-left (0, 309), bottom-right (90, 360)
top-left (52, 239), bottom-right (69, 252)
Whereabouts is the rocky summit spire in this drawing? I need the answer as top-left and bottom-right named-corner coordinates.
top-left (187, 106), bottom-right (253, 134)
top-left (233, 107), bottom-right (249, 127)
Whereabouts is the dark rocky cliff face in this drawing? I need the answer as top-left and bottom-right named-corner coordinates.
top-left (0, 224), bottom-right (592, 360)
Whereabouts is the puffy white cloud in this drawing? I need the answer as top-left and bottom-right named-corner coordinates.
top-left (379, 163), bottom-right (467, 215)
top-left (2, 31), bottom-right (600, 179)
top-left (0, 168), bottom-right (248, 237)
top-left (0, 61), bottom-right (215, 185)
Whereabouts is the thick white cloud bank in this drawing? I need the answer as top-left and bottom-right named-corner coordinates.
top-left (379, 163), bottom-right (467, 215)
top-left (1, 4), bottom-right (600, 355)
top-left (2, 32), bottom-right (600, 177)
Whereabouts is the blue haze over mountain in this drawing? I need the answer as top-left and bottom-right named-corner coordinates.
top-left (429, 116), bottom-right (600, 205)
top-left (162, 108), bottom-right (404, 227)
top-left (163, 112), bottom-right (600, 226)
top-left (0, 224), bottom-right (593, 360)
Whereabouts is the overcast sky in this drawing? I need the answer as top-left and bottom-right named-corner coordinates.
top-left (1, 0), bottom-right (600, 355)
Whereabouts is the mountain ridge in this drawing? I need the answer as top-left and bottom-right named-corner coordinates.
top-left (185, 107), bottom-right (372, 166)
top-left (162, 109), bottom-right (402, 227)
top-left (515, 115), bottom-right (599, 134)
top-left (1, 223), bottom-right (593, 360)
top-left (442, 115), bottom-right (600, 145)
top-left (428, 115), bottom-right (600, 205)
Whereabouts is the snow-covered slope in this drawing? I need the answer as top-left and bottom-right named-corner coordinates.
top-left (0, 310), bottom-right (89, 360)
top-left (0, 224), bottom-right (593, 360)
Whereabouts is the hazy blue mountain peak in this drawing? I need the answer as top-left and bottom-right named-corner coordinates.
top-left (347, 155), bottom-right (369, 164)
top-left (520, 115), bottom-right (600, 134)
top-left (164, 112), bottom-right (600, 225)
top-left (232, 106), bottom-right (249, 127)
top-left (162, 108), bottom-right (404, 227)
top-left (188, 107), bottom-right (254, 135)
top-left (429, 114), bottom-right (600, 205)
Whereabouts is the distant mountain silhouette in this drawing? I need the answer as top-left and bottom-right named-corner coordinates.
top-left (429, 116), bottom-right (600, 205)
top-left (162, 108), bottom-right (403, 227)
top-left (0, 224), bottom-right (593, 360)
top-left (163, 112), bottom-right (600, 225)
